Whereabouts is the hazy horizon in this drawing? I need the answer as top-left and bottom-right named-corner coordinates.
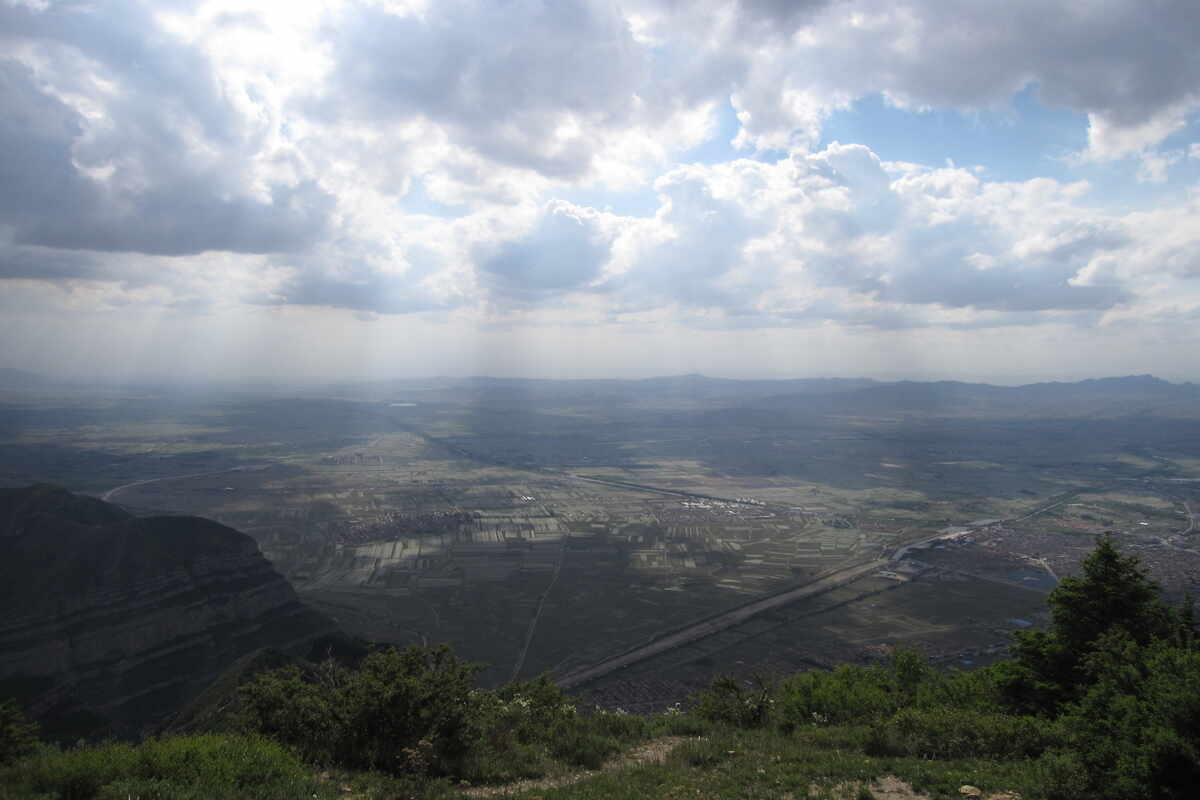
top-left (4, 365), bottom-right (1196, 391)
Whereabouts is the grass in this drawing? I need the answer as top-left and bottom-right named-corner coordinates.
top-left (0, 734), bottom-right (329, 800)
top-left (0, 711), bottom-right (1130, 800)
top-left (489, 721), bottom-right (1044, 799)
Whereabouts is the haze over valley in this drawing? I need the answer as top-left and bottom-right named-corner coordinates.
top-left (4, 372), bottom-right (1198, 717)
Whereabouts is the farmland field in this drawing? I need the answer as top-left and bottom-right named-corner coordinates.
top-left (3, 375), bottom-right (1199, 702)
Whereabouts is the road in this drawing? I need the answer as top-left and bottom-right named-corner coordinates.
top-left (553, 497), bottom-right (1087, 691)
top-left (556, 555), bottom-right (890, 690)
top-left (1009, 499), bottom-right (1070, 524)
top-left (511, 532), bottom-right (569, 682)
top-left (101, 465), bottom-right (262, 502)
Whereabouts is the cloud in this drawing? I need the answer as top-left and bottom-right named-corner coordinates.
top-left (1, 0), bottom-right (1199, 383)
top-left (261, 238), bottom-right (466, 315)
top-left (1134, 149), bottom-right (1184, 183)
top-left (0, 239), bottom-right (105, 283)
top-left (605, 161), bottom-right (770, 311)
top-left (589, 144), bottom-right (1137, 325)
top-left (320, 0), bottom-right (654, 179)
top-left (0, 1), bottom-right (334, 257)
top-left (631, 0), bottom-right (1200, 158)
top-left (477, 202), bottom-right (616, 300)
top-left (1083, 104), bottom-right (1194, 162)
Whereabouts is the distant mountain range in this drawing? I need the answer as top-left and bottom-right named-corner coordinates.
top-left (4, 369), bottom-right (1196, 418)
top-left (0, 368), bottom-right (68, 390)
top-left (745, 374), bottom-right (1198, 418)
top-left (324, 372), bottom-right (1197, 418)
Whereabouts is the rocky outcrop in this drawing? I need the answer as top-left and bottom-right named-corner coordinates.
top-left (0, 485), bottom-right (339, 740)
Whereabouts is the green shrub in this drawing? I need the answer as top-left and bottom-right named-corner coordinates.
top-left (587, 708), bottom-right (648, 741)
top-left (650, 710), bottom-right (710, 737)
top-left (490, 675), bottom-right (577, 731)
top-left (133, 735), bottom-right (313, 793)
top-left (471, 674), bottom-right (580, 758)
top-left (910, 664), bottom-right (1003, 713)
top-left (667, 737), bottom-right (727, 769)
top-left (866, 707), bottom-right (1058, 760)
top-left (546, 724), bottom-right (620, 770)
top-left (95, 778), bottom-right (212, 800)
top-left (691, 675), bottom-right (773, 728)
top-left (774, 664), bottom-right (895, 729)
top-left (1048, 638), bottom-right (1200, 800)
top-left (9, 741), bottom-right (138, 800)
top-left (230, 662), bottom-right (341, 764)
top-left (0, 735), bottom-right (317, 800)
top-left (238, 644), bottom-right (480, 776)
top-left (338, 645), bottom-right (479, 774)
top-left (0, 700), bottom-right (40, 766)
top-left (458, 738), bottom-right (551, 785)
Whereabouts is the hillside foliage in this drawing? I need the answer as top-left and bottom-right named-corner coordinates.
top-left (1, 534), bottom-right (1197, 799)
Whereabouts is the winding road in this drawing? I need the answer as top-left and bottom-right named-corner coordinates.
top-left (101, 464), bottom-right (267, 502)
top-left (103, 470), bottom-right (229, 502)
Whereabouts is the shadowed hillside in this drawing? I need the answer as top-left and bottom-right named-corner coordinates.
top-left (0, 485), bottom-right (338, 741)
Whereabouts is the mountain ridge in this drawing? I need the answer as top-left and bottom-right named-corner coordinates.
top-left (0, 485), bottom-right (339, 740)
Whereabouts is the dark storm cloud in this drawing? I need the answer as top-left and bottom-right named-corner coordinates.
top-left (0, 60), bottom-right (93, 234)
top-left (735, 0), bottom-right (835, 33)
top-left (0, 241), bottom-right (104, 282)
top-left (0, 2), bottom-right (333, 260)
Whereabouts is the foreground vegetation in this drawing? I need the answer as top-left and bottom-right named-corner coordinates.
top-left (3, 535), bottom-right (1198, 799)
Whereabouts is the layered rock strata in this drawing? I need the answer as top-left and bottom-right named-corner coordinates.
top-left (0, 485), bottom-right (338, 739)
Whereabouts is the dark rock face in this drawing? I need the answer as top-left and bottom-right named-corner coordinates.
top-left (0, 485), bottom-right (338, 740)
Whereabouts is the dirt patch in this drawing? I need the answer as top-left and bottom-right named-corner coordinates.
top-left (814, 775), bottom-right (930, 799)
top-left (461, 735), bottom-right (690, 797)
top-left (818, 778), bottom-right (1019, 800)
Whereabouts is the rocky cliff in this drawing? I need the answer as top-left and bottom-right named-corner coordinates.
top-left (0, 485), bottom-right (339, 740)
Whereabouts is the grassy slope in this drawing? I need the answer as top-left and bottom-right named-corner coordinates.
top-left (521, 726), bottom-right (1038, 800)
top-left (0, 717), bottom-right (1043, 800)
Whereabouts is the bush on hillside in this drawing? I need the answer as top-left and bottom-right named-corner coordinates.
top-left (0, 700), bottom-right (39, 765)
top-left (866, 707), bottom-right (1057, 760)
top-left (237, 646), bottom-right (646, 784)
top-left (238, 644), bottom-right (479, 776)
top-left (0, 734), bottom-right (317, 800)
top-left (996, 533), bottom-right (1185, 715)
top-left (1040, 635), bottom-right (1200, 800)
top-left (996, 535), bottom-right (1200, 799)
top-left (459, 675), bottom-right (581, 781)
top-left (774, 663), bottom-right (894, 729)
top-left (771, 647), bottom-right (1001, 732)
top-left (691, 674), bottom-right (774, 728)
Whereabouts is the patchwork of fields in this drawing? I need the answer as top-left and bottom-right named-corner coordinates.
top-left (3, 377), bottom-right (1199, 701)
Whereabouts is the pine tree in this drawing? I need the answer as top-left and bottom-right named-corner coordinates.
top-left (998, 534), bottom-right (1175, 714)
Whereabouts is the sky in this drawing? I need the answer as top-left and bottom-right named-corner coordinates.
top-left (1, 0), bottom-right (1199, 385)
